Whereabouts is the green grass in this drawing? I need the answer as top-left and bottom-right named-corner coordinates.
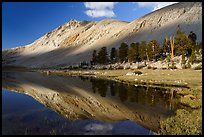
top-left (158, 109), bottom-right (202, 135)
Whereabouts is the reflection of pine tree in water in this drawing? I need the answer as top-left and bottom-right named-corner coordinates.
top-left (127, 85), bottom-right (139, 103)
top-left (136, 86), bottom-right (146, 104)
top-left (145, 87), bottom-right (162, 107)
top-left (150, 94), bottom-right (155, 107)
top-left (89, 78), bottom-right (108, 97)
top-left (127, 85), bottom-right (147, 104)
top-left (110, 82), bottom-right (117, 96)
top-left (168, 90), bottom-right (176, 110)
top-left (126, 85), bottom-right (175, 110)
top-left (148, 87), bottom-right (156, 107)
top-left (118, 83), bottom-right (128, 102)
top-left (90, 77), bottom-right (97, 93)
top-left (78, 76), bottom-right (89, 82)
top-left (146, 87), bottom-right (177, 110)
top-left (97, 80), bottom-right (108, 97)
top-left (89, 76), bottom-right (176, 111)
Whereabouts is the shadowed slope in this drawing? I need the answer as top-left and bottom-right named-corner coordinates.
top-left (2, 2), bottom-right (202, 68)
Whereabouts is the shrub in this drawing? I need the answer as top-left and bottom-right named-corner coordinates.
top-left (133, 70), bottom-right (142, 75)
top-left (194, 59), bottom-right (202, 64)
top-left (169, 66), bottom-right (177, 69)
top-left (189, 50), bottom-right (195, 64)
top-left (167, 54), bottom-right (171, 62)
top-left (169, 61), bottom-right (177, 69)
top-left (186, 62), bottom-right (191, 68)
top-left (117, 66), bottom-right (124, 69)
top-left (108, 65), bottom-right (114, 70)
top-left (137, 65), bottom-right (144, 69)
top-left (147, 66), bottom-right (152, 69)
top-left (194, 64), bottom-right (202, 70)
top-left (181, 53), bottom-right (186, 65)
top-left (160, 56), bottom-right (164, 62)
top-left (124, 66), bottom-right (130, 70)
top-left (181, 64), bottom-right (187, 69)
top-left (152, 67), bottom-right (157, 70)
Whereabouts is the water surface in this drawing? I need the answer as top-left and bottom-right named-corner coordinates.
top-left (2, 71), bottom-right (178, 135)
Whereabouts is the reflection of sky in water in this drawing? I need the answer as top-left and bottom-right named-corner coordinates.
top-left (2, 90), bottom-right (44, 114)
top-left (2, 89), bottom-right (154, 135)
top-left (83, 120), bottom-right (154, 135)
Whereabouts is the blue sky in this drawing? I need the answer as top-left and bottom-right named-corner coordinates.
top-left (2, 2), bottom-right (177, 50)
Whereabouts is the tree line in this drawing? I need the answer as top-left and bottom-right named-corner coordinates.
top-left (90, 27), bottom-right (202, 66)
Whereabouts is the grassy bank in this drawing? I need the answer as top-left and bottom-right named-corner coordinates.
top-left (39, 69), bottom-right (202, 135)
top-left (40, 69), bottom-right (201, 88)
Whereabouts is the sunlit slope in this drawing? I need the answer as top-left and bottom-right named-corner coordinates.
top-left (2, 2), bottom-right (202, 68)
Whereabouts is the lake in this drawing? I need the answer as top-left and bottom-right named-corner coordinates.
top-left (2, 71), bottom-right (179, 135)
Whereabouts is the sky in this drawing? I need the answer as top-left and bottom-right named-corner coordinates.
top-left (2, 2), bottom-right (178, 50)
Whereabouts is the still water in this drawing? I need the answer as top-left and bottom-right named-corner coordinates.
top-left (2, 71), bottom-right (178, 135)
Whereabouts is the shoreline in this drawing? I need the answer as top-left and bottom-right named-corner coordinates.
top-left (38, 69), bottom-right (200, 88)
top-left (2, 68), bottom-right (202, 135)
top-left (38, 68), bottom-right (202, 135)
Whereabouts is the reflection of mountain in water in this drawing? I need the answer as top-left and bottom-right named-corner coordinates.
top-left (2, 72), bottom-right (178, 132)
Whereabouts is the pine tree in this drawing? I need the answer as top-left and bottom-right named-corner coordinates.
top-left (91, 50), bottom-right (97, 65)
top-left (110, 47), bottom-right (117, 63)
top-left (162, 37), bottom-right (171, 54)
top-left (188, 31), bottom-right (197, 56)
top-left (119, 42), bottom-right (128, 63)
top-left (189, 49), bottom-right (195, 64)
top-left (135, 42), bottom-right (140, 62)
top-left (115, 49), bottom-right (119, 62)
top-left (188, 31), bottom-right (197, 45)
top-left (147, 39), bottom-right (160, 62)
top-left (181, 52), bottom-right (186, 65)
top-left (98, 47), bottom-right (108, 64)
top-left (127, 44), bottom-right (136, 63)
top-left (174, 28), bottom-right (192, 56)
top-left (167, 54), bottom-right (171, 68)
top-left (139, 41), bottom-right (147, 62)
top-left (127, 42), bottom-right (140, 63)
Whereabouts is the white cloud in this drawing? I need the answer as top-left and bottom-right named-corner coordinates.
top-left (85, 9), bottom-right (115, 18)
top-left (136, 2), bottom-right (178, 11)
top-left (84, 2), bottom-right (117, 18)
top-left (84, 2), bottom-right (115, 10)
top-left (84, 123), bottom-right (113, 132)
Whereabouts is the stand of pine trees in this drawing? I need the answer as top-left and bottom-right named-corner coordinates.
top-left (91, 29), bottom-right (201, 66)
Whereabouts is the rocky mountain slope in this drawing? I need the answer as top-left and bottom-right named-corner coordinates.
top-left (2, 2), bottom-right (202, 68)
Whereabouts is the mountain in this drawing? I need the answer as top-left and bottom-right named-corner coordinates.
top-left (2, 2), bottom-right (202, 68)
